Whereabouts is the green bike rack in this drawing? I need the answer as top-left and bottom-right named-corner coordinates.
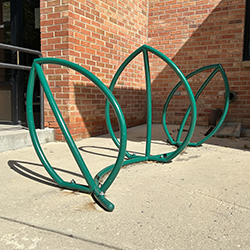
top-left (27, 45), bottom-right (198, 211)
top-left (27, 58), bottom-right (127, 211)
top-left (162, 64), bottom-right (230, 147)
top-left (104, 45), bottom-right (197, 166)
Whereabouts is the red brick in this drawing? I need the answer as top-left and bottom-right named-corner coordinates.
top-left (40, 0), bottom-right (249, 140)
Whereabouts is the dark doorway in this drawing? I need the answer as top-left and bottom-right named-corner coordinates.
top-left (0, 0), bottom-right (40, 126)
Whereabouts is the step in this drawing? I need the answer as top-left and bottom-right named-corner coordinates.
top-left (0, 125), bottom-right (55, 152)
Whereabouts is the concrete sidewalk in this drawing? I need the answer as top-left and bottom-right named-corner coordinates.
top-left (1, 124), bottom-right (250, 249)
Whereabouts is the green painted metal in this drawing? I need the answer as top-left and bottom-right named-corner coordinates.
top-left (27, 58), bottom-right (127, 211)
top-left (27, 45), bottom-right (230, 211)
top-left (105, 45), bottom-right (197, 164)
top-left (162, 64), bottom-right (230, 147)
top-left (144, 49), bottom-right (152, 157)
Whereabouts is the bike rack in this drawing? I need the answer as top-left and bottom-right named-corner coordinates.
top-left (104, 45), bottom-right (196, 165)
top-left (27, 58), bottom-right (127, 211)
top-left (26, 45), bottom-right (229, 211)
top-left (162, 64), bottom-right (230, 147)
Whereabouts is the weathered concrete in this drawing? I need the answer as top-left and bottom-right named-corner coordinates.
top-left (1, 124), bottom-right (250, 249)
top-left (0, 125), bottom-right (54, 153)
top-left (215, 122), bottom-right (242, 137)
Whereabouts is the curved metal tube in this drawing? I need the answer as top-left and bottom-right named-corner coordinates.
top-left (27, 58), bottom-right (127, 211)
top-left (26, 46), bottom-right (228, 211)
top-left (104, 44), bottom-right (197, 163)
top-left (162, 64), bottom-right (230, 147)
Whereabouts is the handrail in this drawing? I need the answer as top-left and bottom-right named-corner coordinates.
top-left (0, 43), bottom-right (44, 129)
top-left (0, 43), bottom-right (42, 56)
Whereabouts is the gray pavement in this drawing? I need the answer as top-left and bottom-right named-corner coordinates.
top-left (1, 124), bottom-right (250, 249)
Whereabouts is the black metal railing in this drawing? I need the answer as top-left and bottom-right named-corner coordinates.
top-left (0, 43), bottom-right (44, 128)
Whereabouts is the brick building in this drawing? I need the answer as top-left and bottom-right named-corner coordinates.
top-left (0, 0), bottom-right (249, 140)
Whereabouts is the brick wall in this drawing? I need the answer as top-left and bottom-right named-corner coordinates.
top-left (148, 0), bottom-right (250, 127)
top-left (40, 0), bottom-right (148, 140)
top-left (40, 0), bottom-right (250, 140)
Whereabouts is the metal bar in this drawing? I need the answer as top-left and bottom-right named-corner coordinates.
top-left (0, 62), bottom-right (31, 70)
top-left (40, 85), bottom-right (44, 129)
top-left (34, 62), bottom-right (96, 190)
top-left (17, 51), bottom-right (19, 65)
top-left (95, 156), bottom-right (150, 183)
top-left (0, 43), bottom-right (44, 129)
top-left (162, 64), bottom-right (229, 147)
top-left (0, 43), bottom-right (42, 57)
top-left (105, 44), bottom-right (196, 164)
top-left (27, 58), bottom-right (128, 211)
top-left (26, 65), bottom-right (66, 185)
top-left (176, 67), bottom-right (219, 143)
top-left (143, 49), bottom-right (152, 157)
top-left (105, 47), bottom-right (143, 159)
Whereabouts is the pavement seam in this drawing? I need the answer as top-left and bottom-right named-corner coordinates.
top-left (0, 216), bottom-right (123, 250)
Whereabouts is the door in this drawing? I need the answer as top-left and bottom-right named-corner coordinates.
top-left (0, 0), bottom-right (40, 126)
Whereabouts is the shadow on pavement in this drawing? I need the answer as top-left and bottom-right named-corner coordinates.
top-left (8, 160), bottom-right (86, 188)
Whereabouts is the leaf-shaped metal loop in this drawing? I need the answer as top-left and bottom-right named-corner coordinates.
top-left (26, 58), bottom-right (127, 211)
top-left (26, 46), bottom-right (199, 211)
top-left (104, 45), bottom-right (197, 165)
top-left (162, 64), bottom-right (230, 147)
